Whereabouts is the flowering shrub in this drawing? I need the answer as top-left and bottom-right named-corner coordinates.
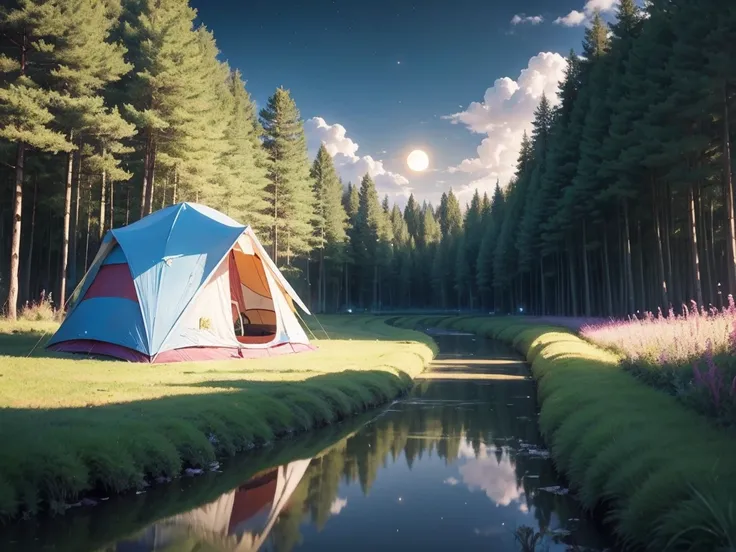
top-left (581, 298), bottom-right (736, 425)
top-left (580, 298), bottom-right (736, 366)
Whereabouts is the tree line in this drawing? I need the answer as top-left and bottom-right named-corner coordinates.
top-left (2, 0), bottom-right (735, 319)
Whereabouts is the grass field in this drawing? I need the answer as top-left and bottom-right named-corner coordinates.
top-left (392, 316), bottom-right (736, 551)
top-left (0, 315), bottom-right (435, 519)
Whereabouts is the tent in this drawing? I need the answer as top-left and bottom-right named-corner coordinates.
top-left (115, 458), bottom-right (312, 552)
top-left (47, 202), bottom-right (313, 363)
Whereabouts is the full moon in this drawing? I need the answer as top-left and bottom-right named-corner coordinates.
top-left (407, 150), bottom-right (429, 172)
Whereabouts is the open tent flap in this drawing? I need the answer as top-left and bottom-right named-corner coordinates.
top-left (241, 229), bottom-right (311, 315)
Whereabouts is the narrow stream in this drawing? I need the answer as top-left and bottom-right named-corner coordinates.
top-left (1, 330), bottom-right (613, 552)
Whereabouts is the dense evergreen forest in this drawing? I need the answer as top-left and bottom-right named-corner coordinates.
top-left (1, 0), bottom-right (735, 319)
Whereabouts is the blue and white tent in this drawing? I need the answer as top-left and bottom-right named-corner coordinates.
top-left (48, 203), bottom-right (312, 363)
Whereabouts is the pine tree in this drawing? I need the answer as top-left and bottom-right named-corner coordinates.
top-left (260, 87), bottom-right (316, 268)
top-left (0, 1), bottom-right (75, 318)
top-left (50, 0), bottom-right (132, 305)
top-left (477, 182), bottom-right (505, 309)
top-left (438, 188), bottom-right (462, 238)
top-left (354, 174), bottom-right (384, 308)
top-left (218, 70), bottom-right (270, 231)
top-left (403, 193), bottom-right (422, 242)
top-left (122, 0), bottom-right (228, 217)
top-left (342, 181), bottom-right (359, 308)
top-left (311, 144), bottom-right (348, 312)
top-left (462, 189), bottom-right (484, 307)
top-left (517, 94), bottom-right (553, 275)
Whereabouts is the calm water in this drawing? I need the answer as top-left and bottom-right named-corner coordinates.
top-left (1, 331), bottom-right (612, 552)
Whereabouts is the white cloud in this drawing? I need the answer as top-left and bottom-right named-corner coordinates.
top-left (304, 117), bottom-right (410, 199)
top-left (554, 10), bottom-right (586, 26)
top-left (554, 0), bottom-right (619, 27)
top-left (444, 477), bottom-right (460, 486)
top-left (444, 52), bottom-right (567, 196)
top-left (330, 497), bottom-right (348, 515)
top-left (511, 14), bottom-right (544, 25)
top-left (456, 439), bottom-right (523, 507)
top-left (304, 117), bottom-right (358, 157)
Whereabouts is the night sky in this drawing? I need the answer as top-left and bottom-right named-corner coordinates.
top-left (190, 0), bottom-right (620, 206)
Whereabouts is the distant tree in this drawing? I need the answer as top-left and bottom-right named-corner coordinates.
top-left (354, 174), bottom-right (384, 308)
top-left (218, 70), bottom-right (270, 232)
top-left (260, 87), bottom-right (315, 268)
top-left (310, 144), bottom-right (348, 312)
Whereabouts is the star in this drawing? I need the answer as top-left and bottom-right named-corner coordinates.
top-left (397, 61), bottom-right (401, 65)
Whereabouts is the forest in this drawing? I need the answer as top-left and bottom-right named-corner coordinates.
top-left (1, 0), bottom-right (735, 319)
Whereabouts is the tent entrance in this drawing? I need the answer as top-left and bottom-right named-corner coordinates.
top-left (229, 248), bottom-right (278, 344)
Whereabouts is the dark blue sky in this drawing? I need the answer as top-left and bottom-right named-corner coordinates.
top-left (190, 0), bottom-right (607, 205)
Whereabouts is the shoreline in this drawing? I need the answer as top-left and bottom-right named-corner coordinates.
top-left (0, 316), bottom-right (436, 520)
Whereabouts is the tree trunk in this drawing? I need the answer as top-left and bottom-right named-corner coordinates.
top-left (145, 142), bottom-right (156, 216)
top-left (99, 160), bottom-right (106, 241)
top-left (109, 180), bottom-right (115, 230)
top-left (699, 187), bottom-right (714, 305)
top-left (125, 185), bottom-right (130, 226)
top-left (372, 265), bottom-right (378, 311)
top-left (709, 198), bottom-right (720, 307)
top-left (688, 183), bottom-right (704, 307)
top-left (319, 248), bottom-right (325, 313)
top-left (344, 262), bottom-right (349, 309)
top-left (636, 219), bottom-right (646, 312)
top-left (23, 177), bottom-right (37, 304)
top-left (622, 201), bottom-right (636, 315)
top-left (46, 223), bottom-right (53, 294)
top-left (603, 224), bottom-right (613, 316)
top-left (567, 239), bottom-right (578, 317)
top-left (582, 221), bottom-right (591, 316)
top-left (60, 141), bottom-right (74, 310)
top-left (539, 255), bottom-right (545, 315)
top-left (6, 142), bottom-right (25, 319)
top-left (272, 181), bottom-right (279, 265)
top-left (722, 82), bottom-right (736, 295)
top-left (652, 178), bottom-right (669, 309)
top-left (663, 185), bottom-right (675, 305)
top-left (84, 184), bottom-right (92, 271)
top-left (140, 131), bottom-right (151, 218)
top-left (69, 147), bottom-right (82, 289)
top-left (172, 169), bottom-right (178, 204)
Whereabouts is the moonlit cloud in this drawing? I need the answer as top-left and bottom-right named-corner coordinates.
top-left (511, 14), bottom-right (544, 25)
top-left (305, 117), bottom-right (410, 199)
top-left (444, 52), bottom-right (567, 198)
top-left (555, 0), bottom-right (619, 27)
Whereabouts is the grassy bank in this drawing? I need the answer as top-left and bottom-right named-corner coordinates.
top-left (0, 316), bottom-right (435, 519)
top-left (393, 316), bottom-right (736, 550)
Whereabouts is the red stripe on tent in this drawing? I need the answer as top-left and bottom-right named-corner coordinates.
top-left (83, 264), bottom-right (138, 302)
top-left (48, 340), bottom-right (149, 362)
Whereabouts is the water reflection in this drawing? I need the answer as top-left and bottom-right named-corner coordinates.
top-left (2, 333), bottom-right (611, 552)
